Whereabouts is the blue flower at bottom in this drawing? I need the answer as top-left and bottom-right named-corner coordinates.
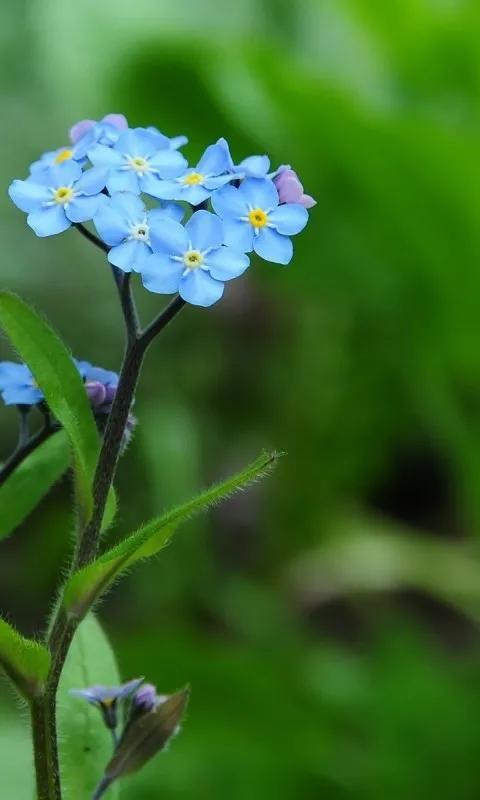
top-left (211, 178), bottom-right (309, 265)
top-left (141, 210), bottom-right (249, 307)
top-left (70, 678), bottom-right (144, 729)
top-left (93, 192), bottom-right (184, 273)
top-left (0, 362), bottom-right (43, 406)
top-left (9, 161), bottom-right (107, 237)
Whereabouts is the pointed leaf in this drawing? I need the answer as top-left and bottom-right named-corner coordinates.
top-left (0, 618), bottom-right (50, 699)
top-left (0, 292), bottom-right (116, 527)
top-left (0, 431), bottom-right (70, 541)
top-left (106, 687), bottom-right (189, 779)
top-left (65, 450), bottom-right (280, 619)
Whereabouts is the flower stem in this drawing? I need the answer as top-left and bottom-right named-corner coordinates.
top-left (0, 420), bottom-right (59, 488)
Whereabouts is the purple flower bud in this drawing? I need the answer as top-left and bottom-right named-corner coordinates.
top-left (104, 384), bottom-right (118, 405)
top-left (274, 168), bottom-right (316, 208)
top-left (69, 113), bottom-right (128, 144)
top-left (85, 380), bottom-right (108, 408)
top-left (133, 683), bottom-right (158, 713)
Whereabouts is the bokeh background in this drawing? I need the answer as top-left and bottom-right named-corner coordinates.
top-left (2, 0), bottom-right (480, 798)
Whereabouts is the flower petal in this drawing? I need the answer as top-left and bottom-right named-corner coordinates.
top-left (108, 240), bottom-right (150, 273)
top-left (75, 167), bottom-right (108, 196)
top-left (196, 142), bottom-right (229, 176)
top-left (27, 205), bottom-right (71, 237)
top-left (148, 149), bottom-right (188, 179)
top-left (186, 210), bottom-right (224, 252)
top-left (88, 144), bottom-right (124, 168)
top-left (115, 128), bottom-right (159, 157)
top-left (236, 154), bottom-right (270, 177)
top-left (94, 205), bottom-right (130, 246)
top-left (239, 178), bottom-right (279, 212)
top-left (46, 161), bottom-right (83, 187)
top-left (8, 179), bottom-right (50, 212)
top-left (205, 247), bottom-right (250, 281)
top-left (149, 218), bottom-right (188, 256)
top-left (107, 170), bottom-right (140, 194)
top-left (148, 202), bottom-right (184, 224)
top-left (141, 254), bottom-right (183, 294)
top-left (211, 185), bottom-right (247, 219)
top-left (253, 227), bottom-right (293, 264)
top-left (102, 113), bottom-right (128, 131)
top-left (2, 385), bottom-right (43, 405)
top-left (110, 192), bottom-right (146, 221)
top-left (178, 184), bottom-right (210, 206)
top-left (222, 218), bottom-right (255, 252)
top-left (144, 178), bottom-right (178, 200)
top-left (66, 195), bottom-right (104, 223)
top-left (69, 119), bottom-right (96, 144)
top-left (268, 203), bottom-right (308, 235)
top-left (179, 269), bottom-right (224, 307)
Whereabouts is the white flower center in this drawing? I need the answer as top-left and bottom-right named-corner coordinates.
top-left (129, 221), bottom-right (150, 243)
top-left (182, 249), bottom-right (204, 269)
top-left (127, 155), bottom-right (151, 175)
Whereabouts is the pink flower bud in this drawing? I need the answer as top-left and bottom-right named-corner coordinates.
top-left (274, 168), bottom-right (316, 208)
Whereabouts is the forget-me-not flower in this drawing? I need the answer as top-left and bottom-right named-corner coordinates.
top-left (29, 141), bottom-right (89, 176)
top-left (9, 161), bottom-right (108, 237)
top-left (0, 362), bottom-right (43, 406)
top-left (141, 209), bottom-right (249, 307)
top-left (93, 192), bottom-right (184, 273)
top-left (149, 142), bottom-right (234, 206)
top-left (216, 138), bottom-right (287, 180)
top-left (211, 177), bottom-right (308, 265)
top-left (70, 678), bottom-right (144, 730)
top-left (145, 126), bottom-right (188, 151)
top-left (88, 128), bottom-right (187, 196)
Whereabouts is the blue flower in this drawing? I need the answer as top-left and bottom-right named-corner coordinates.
top-left (141, 209), bottom-right (250, 307)
top-left (9, 161), bottom-right (108, 237)
top-left (211, 178), bottom-right (309, 265)
top-left (93, 192), bottom-right (184, 273)
top-left (70, 678), bottom-right (144, 730)
top-left (88, 128), bottom-right (187, 196)
top-left (29, 142), bottom-right (88, 176)
top-left (0, 362), bottom-right (43, 406)
top-left (216, 138), bottom-right (288, 180)
top-left (149, 143), bottom-right (235, 206)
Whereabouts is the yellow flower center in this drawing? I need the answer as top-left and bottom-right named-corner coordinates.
top-left (183, 172), bottom-right (204, 186)
top-left (128, 156), bottom-right (149, 173)
top-left (248, 208), bottom-right (268, 228)
top-left (54, 148), bottom-right (74, 165)
top-left (183, 249), bottom-right (204, 269)
top-left (53, 186), bottom-right (74, 204)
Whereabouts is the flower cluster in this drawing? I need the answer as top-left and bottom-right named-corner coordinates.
top-left (0, 358), bottom-right (119, 410)
top-left (8, 114), bottom-right (315, 306)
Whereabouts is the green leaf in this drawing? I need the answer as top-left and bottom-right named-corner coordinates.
top-left (0, 618), bottom-right (50, 699)
top-left (65, 451), bottom-right (280, 619)
top-left (58, 614), bottom-right (120, 800)
top-left (0, 292), bottom-right (116, 527)
top-left (0, 431), bottom-right (70, 541)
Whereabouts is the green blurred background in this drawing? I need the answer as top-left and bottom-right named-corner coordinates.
top-left (3, 0), bottom-right (480, 797)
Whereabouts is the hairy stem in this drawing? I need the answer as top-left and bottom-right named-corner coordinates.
top-left (30, 697), bottom-right (60, 800)
top-left (42, 294), bottom-right (186, 799)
